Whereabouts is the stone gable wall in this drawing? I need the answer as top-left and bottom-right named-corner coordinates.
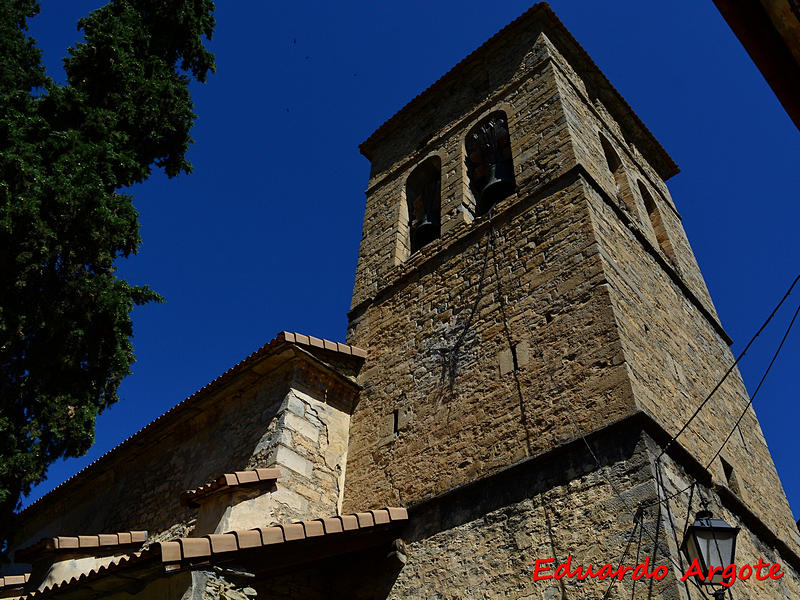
top-left (11, 365), bottom-right (293, 556)
top-left (8, 357), bottom-right (354, 580)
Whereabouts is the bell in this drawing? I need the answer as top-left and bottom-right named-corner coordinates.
top-left (477, 160), bottom-right (515, 213)
top-left (412, 214), bottom-right (438, 250)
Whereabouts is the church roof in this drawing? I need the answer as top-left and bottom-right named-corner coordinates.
top-left (17, 332), bottom-right (365, 521)
top-left (180, 468), bottom-right (280, 508)
top-left (15, 531), bottom-right (147, 564)
top-left (18, 508), bottom-right (407, 598)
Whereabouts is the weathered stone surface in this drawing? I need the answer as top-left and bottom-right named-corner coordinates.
top-left (9, 356), bottom-right (355, 569)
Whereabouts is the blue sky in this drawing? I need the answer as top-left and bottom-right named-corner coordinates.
top-left (24, 1), bottom-right (800, 520)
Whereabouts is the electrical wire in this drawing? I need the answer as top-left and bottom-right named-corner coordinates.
top-left (644, 296), bottom-right (800, 511)
top-left (701, 301), bottom-right (800, 473)
top-left (487, 225), bottom-right (798, 598)
top-left (443, 209), bottom-right (495, 385)
top-left (656, 272), bottom-right (800, 462)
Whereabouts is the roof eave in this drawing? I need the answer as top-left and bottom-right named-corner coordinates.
top-left (359, 2), bottom-right (678, 180)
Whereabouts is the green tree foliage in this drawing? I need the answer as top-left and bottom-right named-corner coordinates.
top-left (0, 0), bottom-right (215, 546)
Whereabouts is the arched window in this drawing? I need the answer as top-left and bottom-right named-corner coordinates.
top-left (406, 156), bottom-right (441, 254)
top-left (638, 180), bottom-right (676, 263)
top-left (465, 111), bottom-right (515, 216)
top-left (599, 133), bottom-right (635, 214)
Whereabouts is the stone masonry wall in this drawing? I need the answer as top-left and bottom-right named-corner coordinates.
top-left (383, 427), bottom-right (675, 600)
top-left (655, 439), bottom-right (800, 600)
top-left (552, 37), bottom-right (718, 323)
top-left (345, 31), bottom-right (650, 513)
top-left (346, 11), bottom-right (800, 562)
top-left (351, 32), bottom-right (579, 311)
top-left (261, 422), bottom-right (800, 599)
top-left (344, 174), bottom-right (637, 512)
top-left (191, 383), bottom-right (351, 536)
top-left (583, 175), bottom-right (800, 556)
top-left (10, 363), bottom-right (293, 556)
top-left (548, 29), bottom-right (800, 556)
top-left (243, 385), bottom-right (351, 525)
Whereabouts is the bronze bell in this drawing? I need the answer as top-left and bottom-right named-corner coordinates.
top-left (412, 214), bottom-right (438, 250)
top-left (477, 160), bottom-right (515, 213)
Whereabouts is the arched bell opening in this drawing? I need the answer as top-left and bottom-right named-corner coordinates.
top-left (599, 132), bottom-right (636, 215)
top-left (638, 180), bottom-right (676, 263)
top-left (465, 111), bottom-right (516, 216)
top-left (406, 156), bottom-right (442, 254)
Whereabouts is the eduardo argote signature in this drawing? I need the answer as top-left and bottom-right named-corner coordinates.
top-left (532, 556), bottom-right (784, 588)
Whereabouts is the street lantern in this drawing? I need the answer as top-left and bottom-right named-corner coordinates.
top-left (681, 509), bottom-right (740, 597)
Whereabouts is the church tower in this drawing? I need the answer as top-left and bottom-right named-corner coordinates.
top-left (343, 3), bottom-right (800, 598)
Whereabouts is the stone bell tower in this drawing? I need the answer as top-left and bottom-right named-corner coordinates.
top-left (342, 3), bottom-right (800, 599)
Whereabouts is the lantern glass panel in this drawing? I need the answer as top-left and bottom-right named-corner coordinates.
top-left (681, 512), bottom-right (739, 587)
top-left (694, 527), bottom-right (737, 584)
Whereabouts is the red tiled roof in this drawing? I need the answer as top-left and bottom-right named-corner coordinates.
top-left (15, 532), bottom-right (147, 564)
top-left (0, 573), bottom-right (29, 589)
top-left (359, 2), bottom-right (679, 179)
top-left (155, 507), bottom-right (408, 564)
top-left (18, 332), bottom-right (365, 520)
top-left (281, 332), bottom-right (367, 358)
top-left (19, 508), bottom-right (407, 597)
top-left (180, 468), bottom-right (280, 508)
top-left (24, 552), bottom-right (152, 598)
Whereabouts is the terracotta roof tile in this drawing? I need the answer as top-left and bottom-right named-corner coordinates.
top-left (340, 514), bottom-right (359, 531)
top-left (279, 523), bottom-right (305, 542)
top-left (232, 529), bottom-right (262, 549)
top-left (206, 534), bottom-right (237, 554)
top-left (17, 509), bottom-right (408, 597)
top-left (386, 506), bottom-right (408, 521)
top-left (19, 332), bottom-right (363, 520)
top-left (23, 551), bottom-right (151, 598)
top-left (180, 468), bottom-right (280, 508)
top-left (320, 517), bottom-right (343, 534)
top-left (355, 512), bottom-right (375, 528)
top-left (178, 538), bottom-right (210, 560)
top-left (278, 332), bottom-right (366, 359)
top-left (370, 509), bottom-right (391, 525)
top-left (77, 536), bottom-right (98, 548)
top-left (158, 542), bottom-right (181, 563)
top-left (154, 508), bottom-right (408, 565)
top-left (257, 527), bottom-right (284, 546)
top-left (15, 531), bottom-right (148, 564)
top-left (299, 520), bottom-right (324, 538)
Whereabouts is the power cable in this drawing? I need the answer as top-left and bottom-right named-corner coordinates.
top-left (644, 296), bottom-right (800, 511)
top-left (486, 221), bottom-right (790, 598)
top-left (443, 208), bottom-right (495, 385)
top-left (701, 301), bottom-right (800, 473)
top-left (656, 272), bottom-right (800, 462)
